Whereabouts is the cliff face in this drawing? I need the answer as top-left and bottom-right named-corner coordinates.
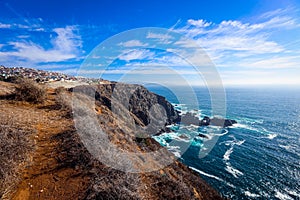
top-left (73, 83), bottom-right (180, 135)
top-left (0, 80), bottom-right (223, 200)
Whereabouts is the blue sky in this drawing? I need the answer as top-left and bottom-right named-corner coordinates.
top-left (0, 0), bottom-right (300, 85)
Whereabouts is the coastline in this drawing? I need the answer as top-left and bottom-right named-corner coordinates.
top-left (0, 69), bottom-right (224, 199)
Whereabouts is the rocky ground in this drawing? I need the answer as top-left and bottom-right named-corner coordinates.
top-left (0, 80), bottom-right (224, 200)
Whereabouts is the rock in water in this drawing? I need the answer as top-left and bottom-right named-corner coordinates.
top-left (180, 112), bottom-right (237, 128)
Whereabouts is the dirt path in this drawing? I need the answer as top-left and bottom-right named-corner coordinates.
top-left (6, 89), bottom-right (90, 200)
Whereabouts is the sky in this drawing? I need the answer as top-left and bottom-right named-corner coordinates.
top-left (0, 0), bottom-right (300, 86)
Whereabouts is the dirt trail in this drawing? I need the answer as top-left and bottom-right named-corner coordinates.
top-left (7, 89), bottom-right (90, 200)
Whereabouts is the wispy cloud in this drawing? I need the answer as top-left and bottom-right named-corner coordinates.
top-left (187, 19), bottom-right (212, 27)
top-left (0, 25), bottom-right (83, 64)
top-left (170, 7), bottom-right (300, 81)
top-left (0, 19), bottom-right (45, 31)
top-left (0, 23), bottom-right (11, 29)
top-left (176, 10), bottom-right (297, 56)
top-left (118, 49), bottom-right (155, 61)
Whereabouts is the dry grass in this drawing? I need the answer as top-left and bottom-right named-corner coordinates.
top-left (0, 116), bottom-right (33, 198)
top-left (54, 87), bottom-right (73, 118)
top-left (15, 78), bottom-right (46, 103)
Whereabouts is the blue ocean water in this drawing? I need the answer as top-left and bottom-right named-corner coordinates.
top-left (147, 86), bottom-right (300, 200)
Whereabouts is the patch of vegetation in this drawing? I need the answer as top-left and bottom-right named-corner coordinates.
top-left (0, 116), bottom-right (33, 198)
top-left (15, 78), bottom-right (46, 103)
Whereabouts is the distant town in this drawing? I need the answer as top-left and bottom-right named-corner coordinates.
top-left (0, 65), bottom-right (110, 84)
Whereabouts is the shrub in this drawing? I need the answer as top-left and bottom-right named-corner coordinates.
top-left (15, 78), bottom-right (46, 103)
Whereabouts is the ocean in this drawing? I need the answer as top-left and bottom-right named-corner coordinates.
top-left (147, 86), bottom-right (300, 200)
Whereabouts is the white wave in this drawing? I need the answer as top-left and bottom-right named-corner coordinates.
top-left (214, 129), bottom-right (229, 136)
top-left (275, 190), bottom-right (293, 200)
top-left (285, 188), bottom-right (300, 198)
top-left (189, 167), bottom-right (223, 182)
top-left (266, 133), bottom-right (277, 139)
top-left (244, 191), bottom-right (260, 198)
top-left (165, 144), bottom-right (181, 158)
top-left (222, 139), bottom-right (245, 162)
top-left (223, 146), bottom-right (234, 161)
top-left (232, 123), bottom-right (261, 133)
top-left (232, 122), bottom-right (268, 133)
top-left (222, 138), bottom-right (245, 178)
top-left (233, 122), bottom-right (278, 140)
top-left (189, 167), bottom-right (236, 188)
top-left (187, 124), bottom-right (200, 129)
top-left (225, 164), bottom-right (244, 178)
top-left (226, 182), bottom-right (236, 188)
top-left (236, 117), bottom-right (264, 125)
top-left (231, 123), bottom-right (249, 129)
top-left (236, 139), bottom-right (245, 146)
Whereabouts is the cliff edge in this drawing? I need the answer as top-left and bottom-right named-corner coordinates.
top-left (0, 79), bottom-right (224, 200)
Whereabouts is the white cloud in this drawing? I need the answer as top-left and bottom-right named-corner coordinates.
top-left (0, 41), bottom-right (76, 62)
top-left (0, 23), bottom-right (11, 29)
top-left (197, 36), bottom-right (284, 53)
top-left (52, 26), bottom-right (82, 53)
top-left (172, 8), bottom-right (300, 78)
top-left (187, 19), bottom-right (212, 27)
top-left (0, 25), bottom-right (82, 63)
top-left (177, 9), bottom-right (297, 56)
top-left (118, 49), bottom-right (155, 61)
top-left (0, 20), bottom-right (44, 30)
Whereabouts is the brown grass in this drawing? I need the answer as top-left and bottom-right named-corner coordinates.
top-left (15, 79), bottom-right (46, 103)
top-left (0, 116), bottom-right (33, 198)
top-left (54, 87), bottom-right (73, 118)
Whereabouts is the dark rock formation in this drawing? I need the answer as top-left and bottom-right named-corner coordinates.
top-left (209, 117), bottom-right (237, 127)
top-left (198, 133), bottom-right (209, 139)
top-left (181, 112), bottom-right (200, 125)
top-left (180, 112), bottom-right (237, 128)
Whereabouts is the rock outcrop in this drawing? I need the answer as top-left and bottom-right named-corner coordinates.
top-left (71, 83), bottom-right (180, 136)
top-left (181, 112), bottom-right (237, 128)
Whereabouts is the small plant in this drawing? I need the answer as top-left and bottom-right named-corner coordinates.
top-left (15, 78), bottom-right (46, 103)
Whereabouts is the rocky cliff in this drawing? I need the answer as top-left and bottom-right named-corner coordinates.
top-left (71, 83), bottom-right (180, 135)
top-left (0, 79), bottom-right (224, 200)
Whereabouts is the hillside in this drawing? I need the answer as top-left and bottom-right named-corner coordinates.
top-left (0, 78), bottom-right (224, 200)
